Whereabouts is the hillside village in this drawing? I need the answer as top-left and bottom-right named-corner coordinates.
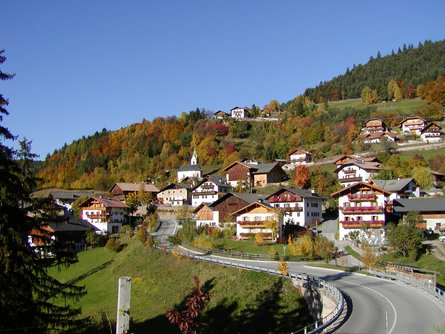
top-left (36, 110), bottom-right (445, 252)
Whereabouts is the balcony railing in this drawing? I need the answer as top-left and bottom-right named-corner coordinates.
top-left (86, 212), bottom-right (110, 219)
top-left (280, 206), bottom-right (303, 212)
top-left (338, 176), bottom-right (362, 183)
top-left (192, 191), bottom-right (217, 196)
top-left (343, 169), bottom-right (356, 174)
top-left (347, 193), bottom-right (376, 201)
top-left (240, 232), bottom-right (272, 239)
top-left (340, 206), bottom-right (383, 213)
top-left (341, 220), bottom-right (384, 229)
top-left (270, 196), bottom-right (298, 202)
top-left (238, 221), bottom-right (267, 226)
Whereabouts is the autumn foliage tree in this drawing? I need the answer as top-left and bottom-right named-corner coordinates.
top-left (294, 165), bottom-right (309, 188)
top-left (166, 276), bottom-right (210, 334)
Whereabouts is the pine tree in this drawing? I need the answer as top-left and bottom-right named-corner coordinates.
top-left (0, 50), bottom-right (86, 332)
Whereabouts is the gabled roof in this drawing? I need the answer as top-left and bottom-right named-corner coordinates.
top-left (421, 123), bottom-right (442, 133)
top-left (334, 155), bottom-right (380, 165)
top-left (393, 198), bottom-right (445, 213)
top-left (370, 178), bottom-right (415, 192)
top-left (159, 183), bottom-right (195, 192)
top-left (208, 192), bottom-right (265, 208)
top-left (214, 110), bottom-right (229, 116)
top-left (178, 164), bottom-right (202, 172)
top-left (79, 196), bottom-right (129, 208)
top-left (334, 160), bottom-right (381, 173)
top-left (331, 181), bottom-right (391, 198)
top-left (193, 202), bottom-right (211, 213)
top-left (110, 182), bottom-right (159, 193)
top-left (230, 106), bottom-right (244, 111)
top-left (49, 216), bottom-right (100, 232)
top-left (266, 188), bottom-right (325, 201)
top-left (362, 132), bottom-right (397, 140)
top-left (230, 200), bottom-right (278, 217)
top-left (222, 161), bottom-right (281, 174)
top-left (363, 118), bottom-right (386, 127)
top-left (289, 148), bottom-right (311, 156)
top-left (49, 191), bottom-right (94, 201)
top-left (399, 116), bottom-right (426, 126)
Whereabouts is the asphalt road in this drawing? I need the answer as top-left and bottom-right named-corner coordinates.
top-left (154, 219), bottom-right (445, 334)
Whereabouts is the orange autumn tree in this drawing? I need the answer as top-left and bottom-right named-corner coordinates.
top-left (294, 165), bottom-right (309, 188)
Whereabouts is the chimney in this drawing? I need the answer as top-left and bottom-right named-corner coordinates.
top-left (311, 189), bottom-right (315, 194)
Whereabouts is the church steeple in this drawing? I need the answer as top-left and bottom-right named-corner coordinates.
top-left (191, 149), bottom-right (198, 165)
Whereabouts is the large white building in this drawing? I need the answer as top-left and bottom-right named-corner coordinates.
top-left (191, 175), bottom-right (231, 206)
top-left (336, 160), bottom-right (381, 188)
top-left (266, 188), bottom-right (324, 227)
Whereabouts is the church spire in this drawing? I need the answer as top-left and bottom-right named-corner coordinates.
top-left (191, 148), bottom-right (198, 165)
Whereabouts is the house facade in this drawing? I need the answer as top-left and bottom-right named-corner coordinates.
top-left (331, 182), bottom-right (391, 240)
top-left (392, 198), bottom-right (445, 232)
top-left (335, 160), bottom-right (381, 187)
top-left (361, 119), bottom-right (388, 134)
top-left (288, 149), bottom-right (312, 165)
top-left (231, 107), bottom-right (246, 119)
top-left (420, 123), bottom-right (442, 143)
top-left (266, 188), bottom-right (324, 227)
top-left (370, 178), bottom-right (418, 203)
top-left (79, 197), bottom-right (129, 234)
top-left (361, 132), bottom-right (397, 144)
top-left (214, 110), bottom-right (229, 119)
top-left (399, 116), bottom-right (426, 135)
top-left (49, 191), bottom-right (94, 211)
top-left (191, 175), bottom-right (231, 206)
top-left (157, 183), bottom-right (193, 206)
top-left (223, 161), bottom-right (287, 188)
top-left (231, 201), bottom-right (281, 240)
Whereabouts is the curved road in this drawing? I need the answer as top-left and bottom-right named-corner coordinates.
top-left (154, 219), bottom-right (445, 334)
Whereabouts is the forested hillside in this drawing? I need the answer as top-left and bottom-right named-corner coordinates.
top-left (301, 39), bottom-right (445, 103)
top-left (38, 40), bottom-right (445, 192)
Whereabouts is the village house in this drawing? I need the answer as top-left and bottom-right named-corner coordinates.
top-left (109, 182), bottom-right (159, 200)
top-left (335, 160), bottom-right (381, 187)
top-left (231, 201), bottom-right (282, 241)
top-left (214, 110), bottom-right (230, 119)
top-left (392, 198), bottom-right (445, 233)
top-left (265, 188), bottom-right (324, 227)
top-left (370, 178), bottom-right (418, 203)
top-left (79, 196), bottom-right (129, 234)
top-left (399, 116), bottom-right (427, 135)
top-left (193, 192), bottom-right (264, 227)
top-left (361, 131), bottom-right (397, 144)
top-left (361, 118), bottom-right (388, 134)
top-left (231, 106), bottom-right (246, 119)
top-left (157, 183), bottom-right (195, 206)
top-left (331, 182), bottom-right (391, 241)
top-left (334, 155), bottom-right (380, 168)
top-left (222, 160), bottom-right (287, 188)
top-left (288, 148), bottom-right (312, 166)
top-left (420, 123), bottom-right (442, 143)
top-left (177, 149), bottom-right (202, 181)
top-left (191, 175), bottom-right (231, 207)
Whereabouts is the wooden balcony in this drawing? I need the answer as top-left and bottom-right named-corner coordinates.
top-left (240, 232), bottom-right (272, 240)
top-left (338, 176), bottom-right (362, 183)
top-left (347, 193), bottom-right (376, 201)
top-left (341, 220), bottom-right (384, 229)
top-left (86, 212), bottom-right (110, 219)
top-left (281, 206), bottom-right (303, 212)
top-left (343, 169), bottom-right (356, 174)
top-left (270, 196), bottom-right (298, 202)
top-left (238, 221), bottom-right (266, 227)
top-left (340, 206), bottom-right (383, 214)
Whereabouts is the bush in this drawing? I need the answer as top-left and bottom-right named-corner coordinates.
top-left (105, 238), bottom-right (121, 252)
top-left (119, 225), bottom-right (132, 235)
top-left (255, 233), bottom-right (265, 246)
top-left (136, 228), bottom-right (148, 244)
top-left (145, 235), bottom-right (154, 248)
top-left (167, 234), bottom-right (182, 246)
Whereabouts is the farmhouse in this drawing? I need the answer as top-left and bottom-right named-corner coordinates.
top-left (48, 191), bottom-right (94, 210)
top-left (335, 160), bottom-right (381, 187)
top-left (361, 118), bottom-right (388, 134)
top-left (109, 182), bottom-right (159, 200)
top-left (231, 106), bottom-right (246, 119)
top-left (370, 178), bottom-right (418, 203)
top-left (191, 175), bottom-right (231, 206)
top-left (265, 188), bottom-right (324, 227)
top-left (288, 148), bottom-right (312, 165)
top-left (331, 182), bottom-right (391, 241)
top-left (361, 132), bottom-right (397, 144)
top-left (157, 183), bottom-right (194, 206)
top-left (420, 123), bottom-right (442, 143)
top-left (223, 161), bottom-right (287, 188)
top-left (399, 116), bottom-right (427, 135)
top-left (392, 198), bottom-right (445, 232)
top-left (79, 196), bottom-right (129, 234)
top-left (214, 110), bottom-right (230, 119)
top-left (231, 201), bottom-right (281, 241)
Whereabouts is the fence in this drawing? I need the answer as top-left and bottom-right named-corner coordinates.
top-left (181, 241), bottom-right (308, 262)
top-left (370, 269), bottom-right (445, 304)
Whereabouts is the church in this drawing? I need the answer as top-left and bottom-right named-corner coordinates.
top-left (177, 149), bottom-right (203, 181)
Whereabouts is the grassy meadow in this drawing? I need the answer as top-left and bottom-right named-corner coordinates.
top-left (50, 235), bottom-right (313, 333)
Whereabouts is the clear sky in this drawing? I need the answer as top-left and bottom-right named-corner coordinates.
top-left (2, 1), bottom-right (444, 159)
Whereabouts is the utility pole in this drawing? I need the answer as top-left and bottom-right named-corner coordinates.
top-left (116, 276), bottom-right (132, 334)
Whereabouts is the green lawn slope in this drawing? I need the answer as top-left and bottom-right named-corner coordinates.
top-left (50, 236), bottom-right (313, 333)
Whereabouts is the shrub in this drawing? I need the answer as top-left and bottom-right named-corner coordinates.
top-left (255, 233), bottom-right (265, 246)
top-left (136, 228), bottom-right (148, 244)
top-left (145, 235), bottom-right (154, 248)
top-left (105, 238), bottom-right (121, 252)
top-left (278, 259), bottom-right (288, 276)
top-left (119, 225), bottom-right (132, 235)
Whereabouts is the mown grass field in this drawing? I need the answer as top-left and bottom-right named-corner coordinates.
top-left (50, 236), bottom-right (313, 333)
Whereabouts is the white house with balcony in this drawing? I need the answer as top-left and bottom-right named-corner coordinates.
top-left (79, 196), bottom-right (129, 234)
top-left (231, 201), bottom-right (281, 241)
top-left (265, 188), bottom-right (324, 227)
top-left (399, 116), bottom-right (426, 135)
top-left (191, 175), bottom-right (231, 206)
top-left (331, 182), bottom-right (391, 241)
top-left (335, 160), bottom-right (381, 188)
top-left (420, 123), bottom-right (442, 143)
top-left (288, 149), bottom-right (312, 166)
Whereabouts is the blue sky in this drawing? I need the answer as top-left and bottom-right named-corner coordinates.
top-left (2, 1), bottom-right (444, 159)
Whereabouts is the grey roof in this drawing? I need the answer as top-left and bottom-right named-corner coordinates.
top-left (50, 191), bottom-right (94, 201)
top-left (206, 175), bottom-right (231, 188)
top-left (371, 178), bottom-right (414, 192)
top-left (393, 198), bottom-right (445, 213)
top-left (178, 164), bottom-right (202, 172)
top-left (209, 192), bottom-right (266, 208)
top-left (49, 216), bottom-right (99, 233)
top-left (285, 188), bottom-right (325, 200)
top-left (112, 182), bottom-right (159, 193)
top-left (244, 162), bottom-right (278, 174)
